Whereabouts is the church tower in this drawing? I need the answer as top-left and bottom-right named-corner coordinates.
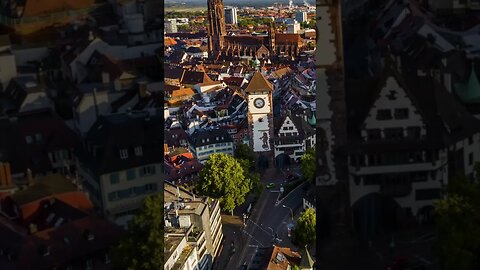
top-left (245, 72), bottom-right (274, 165)
top-left (268, 21), bottom-right (276, 54)
top-left (207, 0), bottom-right (226, 58)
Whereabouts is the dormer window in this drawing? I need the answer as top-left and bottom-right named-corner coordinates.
top-left (376, 109), bottom-right (392, 120)
top-left (135, 146), bottom-right (143, 156)
top-left (120, 149), bottom-right (128, 159)
top-left (394, 108), bottom-right (409, 119)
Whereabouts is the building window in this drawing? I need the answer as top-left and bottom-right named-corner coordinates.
top-left (134, 146), bottom-right (143, 156)
top-left (25, 136), bottom-right (33, 144)
top-left (469, 152), bottom-right (473, 165)
top-left (140, 166), bottom-right (156, 176)
top-left (469, 136), bottom-right (473, 145)
top-left (407, 127), bottom-right (421, 139)
top-left (376, 109), bottom-right (392, 120)
top-left (108, 192), bottom-right (117, 201)
top-left (110, 173), bottom-right (120, 184)
top-left (384, 128), bottom-right (404, 140)
top-left (415, 188), bottom-right (441, 201)
top-left (366, 129), bottom-right (381, 140)
top-left (127, 169), bottom-right (136, 180)
top-left (117, 189), bottom-right (130, 199)
top-left (119, 149), bottom-right (128, 159)
top-left (145, 183), bottom-right (157, 192)
top-left (394, 108), bottom-right (409, 119)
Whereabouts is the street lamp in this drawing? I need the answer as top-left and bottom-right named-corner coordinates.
top-left (267, 226), bottom-right (274, 236)
top-left (282, 205), bottom-right (294, 220)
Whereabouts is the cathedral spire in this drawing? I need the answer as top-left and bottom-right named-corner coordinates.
top-left (207, 0), bottom-right (227, 58)
top-left (268, 20), bottom-right (276, 54)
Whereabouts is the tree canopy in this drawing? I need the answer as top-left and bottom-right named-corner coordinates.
top-left (295, 208), bottom-right (316, 247)
top-left (196, 153), bottom-right (251, 212)
top-left (112, 194), bottom-right (164, 270)
top-left (300, 148), bottom-right (316, 182)
top-left (235, 144), bottom-right (262, 195)
top-left (238, 17), bottom-right (274, 28)
top-left (235, 143), bottom-right (256, 165)
top-left (434, 165), bottom-right (480, 270)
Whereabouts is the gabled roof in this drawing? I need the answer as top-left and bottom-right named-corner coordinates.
top-left (165, 65), bottom-right (185, 80)
top-left (181, 70), bottom-right (216, 86)
top-left (274, 113), bottom-right (315, 139)
top-left (78, 111), bottom-right (163, 175)
top-left (245, 72), bottom-right (273, 93)
top-left (223, 76), bottom-right (245, 87)
top-left (262, 246), bottom-right (302, 270)
top-left (188, 128), bottom-right (233, 147)
top-left (347, 58), bottom-right (480, 149)
top-left (0, 119), bottom-right (30, 175)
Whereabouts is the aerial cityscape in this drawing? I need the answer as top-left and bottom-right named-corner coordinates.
top-left (0, 0), bottom-right (478, 269)
top-left (164, 0), bottom-right (316, 269)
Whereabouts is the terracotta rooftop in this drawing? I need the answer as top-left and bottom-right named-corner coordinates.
top-left (265, 246), bottom-right (302, 270)
top-left (276, 33), bottom-right (302, 44)
top-left (22, 0), bottom-right (99, 17)
top-left (245, 72), bottom-right (273, 93)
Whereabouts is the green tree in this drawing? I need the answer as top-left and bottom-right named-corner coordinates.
top-left (295, 208), bottom-right (316, 247)
top-left (434, 166), bottom-right (480, 270)
top-left (112, 194), bottom-right (164, 270)
top-left (196, 154), bottom-right (251, 213)
top-left (234, 143), bottom-right (256, 168)
top-left (300, 148), bottom-right (316, 182)
top-left (238, 158), bottom-right (263, 196)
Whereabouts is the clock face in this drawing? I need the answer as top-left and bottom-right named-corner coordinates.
top-left (254, 98), bottom-right (265, 109)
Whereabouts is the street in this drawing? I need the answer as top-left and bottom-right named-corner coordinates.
top-left (214, 166), bottom-right (308, 270)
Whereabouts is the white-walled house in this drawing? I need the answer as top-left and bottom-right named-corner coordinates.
top-left (273, 113), bottom-right (316, 165)
top-left (76, 112), bottom-right (163, 226)
top-left (348, 64), bottom-right (480, 221)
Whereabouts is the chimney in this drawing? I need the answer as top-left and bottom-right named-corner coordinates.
top-left (88, 30), bottom-right (95, 41)
top-left (29, 223), bottom-right (38, 234)
top-left (4, 162), bottom-right (12, 187)
top-left (26, 168), bottom-right (33, 185)
top-left (0, 162), bottom-right (6, 187)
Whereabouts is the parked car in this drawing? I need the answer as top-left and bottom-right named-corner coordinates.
top-left (266, 182), bottom-right (275, 189)
top-left (386, 256), bottom-right (428, 270)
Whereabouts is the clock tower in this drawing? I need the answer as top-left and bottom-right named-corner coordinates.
top-left (245, 72), bottom-right (274, 161)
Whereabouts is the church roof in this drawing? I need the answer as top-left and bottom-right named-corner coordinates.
top-left (245, 72), bottom-right (273, 93)
top-left (276, 33), bottom-right (302, 44)
top-left (224, 35), bottom-right (265, 46)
